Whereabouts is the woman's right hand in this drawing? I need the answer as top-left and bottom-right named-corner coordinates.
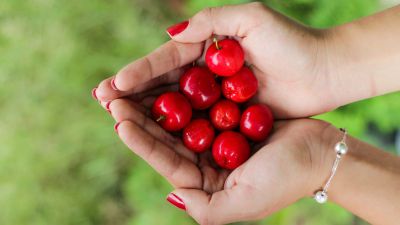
top-left (95, 2), bottom-right (343, 118)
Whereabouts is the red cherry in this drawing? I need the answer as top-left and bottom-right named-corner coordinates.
top-left (240, 104), bottom-right (274, 142)
top-left (182, 119), bottom-right (215, 152)
top-left (152, 92), bottom-right (192, 132)
top-left (179, 66), bottom-right (221, 110)
top-left (212, 131), bottom-right (250, 170)
top-left (222, 67), bottom-right (258, 103)
top-left (205, 39), bottom-right (244, 76)
top-left (209, 100), bottom-right (241, 131)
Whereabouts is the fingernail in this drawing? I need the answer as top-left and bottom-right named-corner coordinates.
top-left (166, 20), bottom-right (189, 37)
top-left (91, 88), bottom-right (98, 100)
top-left (111, 77), bottom-right (118, 90)
top-left (166, 193), bottom-right (186, 211)
top-left (114, 122), bottom-right (121, 134)
top-left (105, 101), bottom-right (112, 113)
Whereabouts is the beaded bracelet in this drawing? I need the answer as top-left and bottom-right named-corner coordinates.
top-left (314, 128), bottom-right (348, 204)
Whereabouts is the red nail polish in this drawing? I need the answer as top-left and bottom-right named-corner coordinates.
top-left (105, 101), bottom-right (111, 113)
top-left (114, 122), bottom-right (121, 134)
top-left (166, 193), bottom-right (186, 211)
top-left (111, 78), bottom-right (118, 90)
top-left (166, 20), bottom-right (189, 37)
top-left (91, 88), bottom-right (98, 100)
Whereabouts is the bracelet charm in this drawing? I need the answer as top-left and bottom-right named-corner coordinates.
top-left (314, 128), bottom-right (348, 204)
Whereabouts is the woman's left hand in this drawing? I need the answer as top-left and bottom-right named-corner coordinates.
top-left (102, 92), bottom-right (333, 224)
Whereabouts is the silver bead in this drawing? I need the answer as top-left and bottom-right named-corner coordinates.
top-left (314, 191), bottom-right (328, 204)
top-left (335, 141), bottom-right (348, 156)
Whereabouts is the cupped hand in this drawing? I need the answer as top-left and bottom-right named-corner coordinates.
top-left (94, 2), bottom-right (338, 119)
top-left (105, 92), bottom-right (332, 224)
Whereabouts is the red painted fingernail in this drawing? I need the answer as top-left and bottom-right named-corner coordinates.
top-left (111, 77), bottom-right (118, 90)
top-left (166, 20), bottom-right (189, 37)
top-left (166, 193), bottom-right (186, 211)
top-left (91, 88), bottom-right (98, 100)
top-left (114, 122), bottom-right (121, 134)
top-left (105, 101), bottom-right (111, 113)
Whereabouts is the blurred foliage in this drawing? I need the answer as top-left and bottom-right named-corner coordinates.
top-left (0, 0), bottom-right (398, 225)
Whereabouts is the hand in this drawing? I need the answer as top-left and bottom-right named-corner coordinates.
top-left (92, 3), bottom-right (400, 224)
top-left (105, 93), bottom-right (332, 224)
top-left (94, 2), bottom-right (339, 118)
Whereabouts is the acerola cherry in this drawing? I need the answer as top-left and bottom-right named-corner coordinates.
top-left (222, 67), bottom-right (258, 103)
top-left (152, 92), bottom-right (192, 132)
top-left (179, 66), bottom-right (221, 109)
top-left (182, 119), bottom-right (215, 152)
top-left (205, 39), bottom-right (244, 77)
top-left (212, 131), bottom-right (250, 170)
top-left (240, 104), bottom-right (274, 142)
top-left (209, 100), bottom-right (241, 131)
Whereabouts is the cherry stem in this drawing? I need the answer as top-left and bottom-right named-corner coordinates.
top-left (213, 37), bottom-right (220, 50)
top-left (156, 115), bottom-right (166, 122)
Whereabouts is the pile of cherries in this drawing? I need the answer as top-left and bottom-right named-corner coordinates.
top-left (152, 38), bottom-right (274, 170)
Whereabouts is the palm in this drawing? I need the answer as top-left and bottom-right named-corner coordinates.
top-left (109, 95), bottom-right (230, 193)
top-left (108, 84), bottom-right (325, 196)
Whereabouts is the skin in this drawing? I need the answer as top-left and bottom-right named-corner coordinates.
top-left (94, 2), bottom-right (400, 225)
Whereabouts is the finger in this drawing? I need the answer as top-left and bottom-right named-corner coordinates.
top-left (168, 2), bottom-right (267, 42)
top-left (96, 67), bottom-right (184, 102)
top-left (130, 83), bottom-right (179, 102)
top-left (170, 185), bottom-right (261, 225)
top-left (113, 40), bottom-right (203, 92)
top-left (110, 99), bottom-right (197, 163)
top-left (116, 120), bottom-right (201, 189)
top-left (99, 100), bottom-right (112, 113)
top-left (96, 76), bottom-right (124, 101)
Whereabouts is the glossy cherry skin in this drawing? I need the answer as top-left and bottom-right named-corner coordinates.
top-left (179, 66), bottom-right (221, 110)
top-left (222, 67), bottom-right (258, 103)
top-left (209, 100), bottom-right (241, 131)
top-left (182, 119), bottom-right (215, 153)
top-left (212, 131), bottom-right (250, 170)
top-left (152, 92), bottom-right (192, 132)
top-left (240, 104), bottom-right (274, 142)
top-left (205, 39), bottom-right (244, 77)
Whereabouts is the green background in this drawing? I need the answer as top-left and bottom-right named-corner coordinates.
top-left (1, 0), bottom-right (399, 224)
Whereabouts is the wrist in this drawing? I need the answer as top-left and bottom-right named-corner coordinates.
top-left (322, 8), bottom-right (400, 107)
top-left (309, 124), bottom-right (400, 224)
top-left (306, 123), bottom-right (346, 197)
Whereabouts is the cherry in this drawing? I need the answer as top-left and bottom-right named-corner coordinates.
top-left (209, 99), bottom-right (241, 131)
top-left (182, 119), bottom-right (215, 153)
top-left (205, 39), bottom-right (244, 77)
top-left (240, 104), bottom-right (274, 142)
top-left (179, 66), bottom-right (221, 110)
top-left (222, 67), bottom-right (258, 103)
top-left (152, 92), bottom-right (192, 132)
top-left (212, 131), bottom-right (250, 170)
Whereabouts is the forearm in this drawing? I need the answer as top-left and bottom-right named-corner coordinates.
top-left (315, 126), bottom-right (400, 225)
top-left (327, 5), bottom-right (400, 107)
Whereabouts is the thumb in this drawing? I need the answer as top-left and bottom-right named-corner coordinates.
top-left (166, 185), bottom-right (260, 225)
top-left (166, 2), bottom-right (268, 42)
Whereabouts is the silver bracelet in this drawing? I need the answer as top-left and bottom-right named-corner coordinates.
top-left (314, 128), bottom-right (348, 204)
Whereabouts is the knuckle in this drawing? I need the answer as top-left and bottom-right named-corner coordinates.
top-left (169, 41), bottom-right (182, 68)
top-left (197, 6), bottom-right (218, 23)
top-left (199, 7), bottom-right (213, 18)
